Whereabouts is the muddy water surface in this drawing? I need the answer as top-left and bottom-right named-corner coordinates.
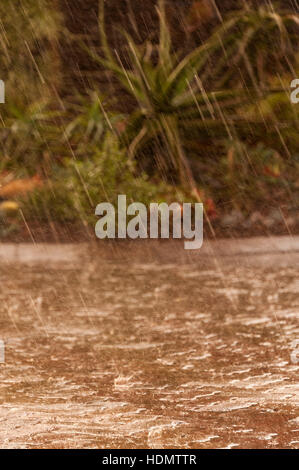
top-left (0, 241), bottom-right (298, 448)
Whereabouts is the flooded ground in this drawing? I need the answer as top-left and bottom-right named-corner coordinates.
top-left (0, 238), bottom-right (298, 448)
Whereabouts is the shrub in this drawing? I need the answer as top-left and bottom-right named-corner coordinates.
top-left (0, 100), bottom-right (62, 175)
top-left (205, 3), bottom-right (299, 90)
top-left (91, 0), bottom-right (246, 194)
top-left (22, 132), bottom-right (165, 225)
top-left (0, 0), bottom-right (62, 103)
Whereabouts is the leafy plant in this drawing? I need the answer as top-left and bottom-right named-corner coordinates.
top-left (205, 2), bottom-right (299, 90)
top-left (0, 1), bottom-right (64, 176)
top-left (217, 139), bottom-right (290, 211)
top-left (91, 0), bottom-right (247, 194)
top-left (0, 0), bottom-right (63, 102)
top-left (63, 92), bottom-right (124, 159)
top-left (0, 100), bottom-right (62, 175)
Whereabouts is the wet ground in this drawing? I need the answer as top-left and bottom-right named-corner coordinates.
top-left (0, 238), bottom-right (298, 448)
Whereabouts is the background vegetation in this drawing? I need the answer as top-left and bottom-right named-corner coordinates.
top-left (0, 0), bottom-right (298, 239)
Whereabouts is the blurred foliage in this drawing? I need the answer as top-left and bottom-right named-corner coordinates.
top-left (0, 0), bottom-right (63, 103)
top-left (0, 0), bottom-right (298, 232)
top-left (63, 92), bottom-right (124, 159)
top-left (202, 2), bottom-right (299, 90)
top-left (220, 141), bottom-right (287, 211)
top-left (0, 100), bottom-right (62, 175)
top-left (91, 0), bottom-right (251, 192)
top-left (22, 133), bottom-right (166, 224)
top-left (0, 0), bottom-right (64, 178)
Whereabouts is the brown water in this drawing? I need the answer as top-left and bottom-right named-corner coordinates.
top-left (0, 241), bottom-right (298, 448)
